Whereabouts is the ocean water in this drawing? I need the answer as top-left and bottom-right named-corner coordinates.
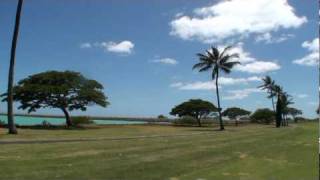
top-left (0, 115), bottom-right (147, 125)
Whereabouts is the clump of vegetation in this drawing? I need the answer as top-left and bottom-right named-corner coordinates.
top-left (170, 99), bottom-right (217, 127)
top-left (250, 108), bottom-right (275, 124)
top-left (72, 116), bottom-right (94, 126)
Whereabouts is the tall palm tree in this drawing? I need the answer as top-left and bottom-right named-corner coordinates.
top-left (273, 85), bottom-right (284, 128)
top-left (258, 76), bottom-right (276, 111)
top-left (7, 0), bottom-right (24, 134)
top-left (193, 46), bottom-right (240, 130)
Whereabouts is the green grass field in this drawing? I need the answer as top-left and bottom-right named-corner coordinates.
top-left (0, 122), bottom-right (317, 180)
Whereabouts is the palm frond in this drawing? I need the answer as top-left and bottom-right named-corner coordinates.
top-left (192, 62), bottom-right (207, 70)
top-left (211, 46), bottom-right (220, 59)
top-left (199, 65), bottom-right (212, 72)
top-left (219, 45), bottom-right (233, 59)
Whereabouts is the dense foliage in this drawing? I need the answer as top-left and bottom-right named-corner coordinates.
top-left (2, 71), bottom-right (109, 127)
top-left (222, 107), bottom-right (251, 126)
top-left (170, 99), bottom-right (217, 127)
top-left (250, 108), bottom-right (275, 124)
top-left (72, 116), bottom-right (94, 126)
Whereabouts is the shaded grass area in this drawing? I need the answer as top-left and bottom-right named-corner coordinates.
top-left (0, 123), bottom-right (317, 180)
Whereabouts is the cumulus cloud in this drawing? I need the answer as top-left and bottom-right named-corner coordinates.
top-left (170, 76), bottom-right (261, 90)
top-left (80, 40), bottom-right (135, 54)
top-left (224, 88), bottom-right (263, 100)
top-left (217, 43), bottom-right (280, 73)
top-left (293, 38), bottom-right (319, 66)
top-left (170, 0), bottom-right (307, 43)
top-left (152, 58), bottom-right (178, 65)
top-left (235, 61), bottom-right (281, 73)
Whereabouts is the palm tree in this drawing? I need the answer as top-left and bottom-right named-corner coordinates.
top-left (274, 85), bottom-right (283, 128)
top-left (280, 92), bottom-right (293, 126)
top-left (258, 76), bottom-right (276, 111)
top-left (7, 0), bottom-right (24, 134)
top-left (193, 46), bottom-right (240, 130)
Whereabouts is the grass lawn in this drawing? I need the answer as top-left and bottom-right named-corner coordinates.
top-left (0, 122), bottom-right (317, 180)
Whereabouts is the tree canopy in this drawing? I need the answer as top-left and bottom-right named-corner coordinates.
top-left (222, 107), bottom-right (251, 119)
top-left (170, 99), bottom-right (217, 127)
top-left (2, 71), bottom-right (109, 126)
top-left (250, 108), bottom-right (275, 124)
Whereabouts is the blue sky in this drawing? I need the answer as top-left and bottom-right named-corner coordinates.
top-left (0, 0), bottom-right (318, 118)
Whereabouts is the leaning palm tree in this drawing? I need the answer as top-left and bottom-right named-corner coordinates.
top-left (7, 0), bottom-right (24, 134)
top-left (258, 76), bottom-right (276, 111)
top-left (193, 46), bottom-right (240, 130)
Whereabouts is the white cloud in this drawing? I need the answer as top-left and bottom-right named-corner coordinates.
top-left (170, 0), bottom-right (307, 43)
top-left (152, 58), bottom-right (178, 65)
top-left (103, 41), bottom-right (135, 54)
top-left (170, 76), bottom-right (261, 90)
top-left (81, 40), bottom-right (135, 54)
top-left (80, 43), bottom-right (92, 48)
top-left (235, 61), bottom-right (281, 74)
top-left (224, 88), bottom-right (263, 100)
top-left (255, 33), bottom-right (295, 44)
top-left (216, 43), bottom-right (280, 73)
top-left (293, 38), bottom-right (319, 66)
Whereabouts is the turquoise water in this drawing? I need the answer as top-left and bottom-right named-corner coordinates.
top-left (0, 115), bottom-right (147, 125)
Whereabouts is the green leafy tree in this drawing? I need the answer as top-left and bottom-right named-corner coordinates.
top-left (222, 107), bottom-right (251, 126)
top-left (258, 76), bottom-right (276, 111)
top-left (250, 108), bottom-right (275, 124)
top-left (7, 0), bottom-right (24, 134)
top-left (2, 71), bottom-right (109, 127)
top-left (193, 46), bottom-right (240, 130)
top-left (170, 99), bottom-right (217, 127)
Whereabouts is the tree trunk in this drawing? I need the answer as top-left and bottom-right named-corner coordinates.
top-left (215, 71), bottom-right (224, 130)
top-left (7, 0), bottom-right (23, 134)
top-left (62, 108), bottom-right (72, 127)
top-left (275, 97), bottom-right (282, 128)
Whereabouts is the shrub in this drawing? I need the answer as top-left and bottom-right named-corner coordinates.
top-left (173, 116), bottom-right (197, 125)
top-left (250, 108), bottom-right (275, 124)
top-left (157, 114), bottom-right (167, 119)
top-left (41, 120), bottom-right (51, 128)
top-left (72, 116), bottom-right (94, 126)
top-left (0, 120), bottom-right (6, 127)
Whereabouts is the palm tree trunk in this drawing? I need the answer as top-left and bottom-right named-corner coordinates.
top-left (7, 0), bottom-right (23, 134)
top-left (61, 108), bottom-right (72, 127)
top-left (215, 71), bottom-right (224, 130)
